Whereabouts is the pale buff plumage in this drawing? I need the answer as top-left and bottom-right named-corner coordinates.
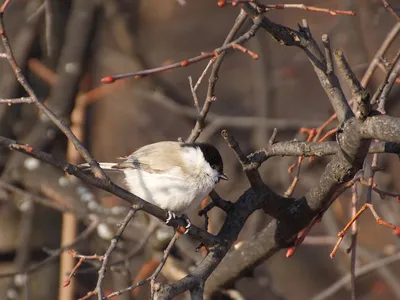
top-left (80, 141), bottom-right (221, 213)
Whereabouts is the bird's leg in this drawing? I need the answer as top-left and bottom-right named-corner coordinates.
top-left (165, 211), bottom-right (192, 234)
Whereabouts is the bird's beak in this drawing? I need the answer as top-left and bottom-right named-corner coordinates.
top-left (219, 173), bottom-right (228, 181)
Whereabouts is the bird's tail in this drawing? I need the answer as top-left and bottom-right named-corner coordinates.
top-left (78, 162), bottom-right (121, 172)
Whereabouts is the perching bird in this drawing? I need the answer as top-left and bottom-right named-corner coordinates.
top-left (80, 141), bottom-right (227, 230)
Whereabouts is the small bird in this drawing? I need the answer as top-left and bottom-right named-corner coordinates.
top-left (80, 141), bottom-right (227, 231)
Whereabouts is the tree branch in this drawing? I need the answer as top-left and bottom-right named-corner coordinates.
top-left (0, 136), bottom-right (218, 246)
top-left (361, 115), bottom-right (400, 142)
top-left (186, 10), bottom-right (250, 142)
top-left (242, 3), bottom-right (353, 123)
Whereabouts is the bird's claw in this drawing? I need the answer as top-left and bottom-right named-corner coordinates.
top-left (165, 211), bottom-right (191, 234)
top-left (166, 211), bottom-right (177, 224)
top-left (182, 214), bottom-right (191, 234)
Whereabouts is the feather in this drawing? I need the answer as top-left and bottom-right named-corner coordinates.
top-left (79, 142), bottom-right (185, 174)
top-left (78, 162), bottom-right (122, 172)
top-left (114, 141), bottom-right (184, 174)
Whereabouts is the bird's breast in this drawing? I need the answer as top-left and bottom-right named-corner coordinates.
top-left (122, 168), bottom-right (215, 214)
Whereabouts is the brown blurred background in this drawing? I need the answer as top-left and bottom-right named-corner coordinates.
top-left (0, 0), bottom-right (400, 299)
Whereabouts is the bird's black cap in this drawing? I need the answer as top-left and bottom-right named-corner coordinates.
top-left (182, 142), bottom-right (224, 175)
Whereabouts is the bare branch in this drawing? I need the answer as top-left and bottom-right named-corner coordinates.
top-left (0, 180), bottom-right (77, 214)
top-left (243, 4), bottom-right (353, 123)
top-left (361, 22), bottom-right (400, 87)
top-left (381, 0), bottom-right (400, 23)
top-left (0, 0), bottom-right (107, 179)
top-left (190, 284), bottom-right (204, 300)
top-left (258, 3), bottom-right (356, 16)
top-left (311, 251), bottom-right (400, 300)
top-left (334, 49), bottom-right (370, 120)
top-left (0, 217), bottom-right (100, 278)
top-left (44, 0), bottom-right (54, 56)
top-left (371, 48), bottom-right (400, 105)
top-left (0, 97), bottom-right (33, 104)
top-left (221, 129), bottom-right (264, 190)
top-left (321, 34), bottom-right (333, 75)
top-left (0, 136), bottom-right (218, 246)
top-left (361, 115), bottom-right (400, 143)
top-left (96, 207), bottom-right (138, 300)
top-left (186, 10), bottom-right (251, 142)
top-left (105, 232), bottom-right (180, 299)
top-left (101, 12), bottom-right (256, 84)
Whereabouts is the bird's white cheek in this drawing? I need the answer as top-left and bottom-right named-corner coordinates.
top-left (210, 170), bottom-right (220, 184)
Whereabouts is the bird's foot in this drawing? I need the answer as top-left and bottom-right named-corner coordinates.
top-left (181, 214), bottom-right (191, 234)
top-left (165, 211), bottom-right (177, 224)
top-left (165, 211), bottom-right (191, 234)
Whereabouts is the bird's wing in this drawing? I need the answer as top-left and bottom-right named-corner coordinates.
top-left (113, 141), bottom-right (184, 174)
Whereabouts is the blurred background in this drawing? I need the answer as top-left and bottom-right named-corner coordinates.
top-left (0, 0), bottom-right (399, 299)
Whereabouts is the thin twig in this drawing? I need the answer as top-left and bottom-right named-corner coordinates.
top-left (359, 178), bottom-right (400, 199)
top-left (101, 15), bottom-right (258, 83)
top-left (189, 58), bottom-right (216, 112)
top-left (361, 22), bottom-right (400, 87)
top-left (331, 203), bottom-right (396, 258)
top-left (310, 22), bottom-right (400, 139)
top-left (0, 3), bottom-right (108, 180)
top-left (44, 0), bottom-right (53, 56)
top-left (186, 10), bottom-right (252, 142)
top-left (219, 1), bottom-right (356, 16)
top-left (371, 48), bottom-right (400, 105)
top-left (381, 0), bottom-right (400, 23)
top-left (284, 156), bottom-right (301, 197)
top-left (69, 250), bottom-right (104, 261)
top-left (0, 97), bottom-right (33, 104)
top-left (0, 180), bottom-right (77, 214)
top-left (366, 154), bottom-right (379, 204)
top-left (0, 217), bottom-right (100, 278)
top-left (114, 223), bottom-right (157, 267)
top-left (221, 129), bottom-right (264, 190)
top-left (260, 3), bottom-right (356, 16)
top-left (96, 207), bottom-right (139, 300)
top-left (349, 185), bottom-right (359, 300)
top-left (378, 59), bottom-right (400, 113)
top-left (150, 232), bottom-right (180, 298)
top-left (3, 199), bottom-right (35, 300)
top-left (62, 257), bottom-right (84, 288)
top-left (104, 232), bottom-right (180, 299)
top-left (189, 76), bottom-right (201, 112)
top-left (232, 43), bottom-right (259, 59)
top-left (311, 252), bottom-right (400, 300)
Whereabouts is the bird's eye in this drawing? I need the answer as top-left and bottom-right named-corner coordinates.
top-left (211, 164), bottom-right (217, 170)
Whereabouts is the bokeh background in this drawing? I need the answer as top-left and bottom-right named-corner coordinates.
top-left (0, 0), bottom-right (400, 299)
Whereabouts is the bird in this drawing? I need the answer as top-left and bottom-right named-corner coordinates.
top-left (79, 141), bottom-right (227, 231)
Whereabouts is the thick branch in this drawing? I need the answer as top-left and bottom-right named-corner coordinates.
top-left (248, 140), bottom-right (400, 167)
top-left (221, 129), bottom-right (264, 190)
top-left (242, 3), bottom-right (353, 123)
top-left (360, 115), bottom-right (400, 142)
top-left (334, 49), bottom-right (370, 120)
top-left (205, 99), bottom-right (370, 296)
